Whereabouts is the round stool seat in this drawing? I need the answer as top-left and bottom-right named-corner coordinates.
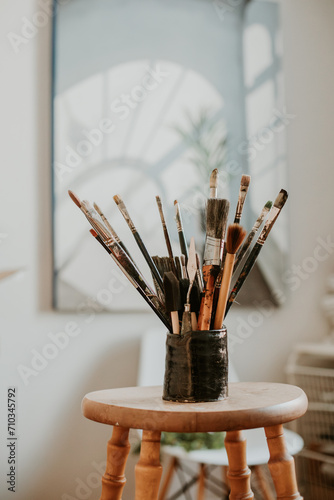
top-left (82, 382), bottom-right (308, 433)
top-left (82, 382), bottom-right (308, 500)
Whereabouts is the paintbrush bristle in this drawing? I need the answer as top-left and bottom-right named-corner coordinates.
top-left (206, 199), bottom-right (230, 238)
top-left (90, 229), bottom-right (98, 237)
top-left (265, 200), bottom-right (273, 210)
top-left (226, 224), bottom-right (246, 254)
top-left (68, 190), bottom-right (81, 208)
top-left (241, 174), bottom-right (251, 187)
top-left (163, 271), bottom-right (181, 312)
top-left (274, 189), bottom-right (288, 209)
top-left (210, 168), bottom-right (219, 188)
top-left (113, 194), bottom-right (122, 205)
top-left (82, 199), bottom-right (93, 211)
top-left (93, 202), bottom-right (103, 215)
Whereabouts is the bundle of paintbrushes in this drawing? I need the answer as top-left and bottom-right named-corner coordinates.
top-left (68, 168), bottom-right (287, 334)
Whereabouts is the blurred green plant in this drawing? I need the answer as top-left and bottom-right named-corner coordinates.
top-left (133, 432), bottom-right (225, 455)
top-left (172, 108), bottom-right (228, 182)
top-left (161, 431), bottom-right (225, 452)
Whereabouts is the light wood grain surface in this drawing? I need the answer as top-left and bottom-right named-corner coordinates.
top-left (82, 383), bottom-right (308, 433)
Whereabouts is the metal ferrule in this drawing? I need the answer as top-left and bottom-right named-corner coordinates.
top-left (257, 206), bottom-right (280, 245)
top-left (85, 213), bottom-right (110, 242)
top-left (203, 236), bottom-right (223, 266)
top-left (210, 187), bottom-right (217, 198)
top-left (117, 201), bottom-right (136, 233)
top-left (175, 213), bottom-right (182, 233)
top-left (100, 215), bottom-right (121, 243)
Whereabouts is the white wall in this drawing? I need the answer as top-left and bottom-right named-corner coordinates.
top-left (1, 1), bottom-right (334, 499)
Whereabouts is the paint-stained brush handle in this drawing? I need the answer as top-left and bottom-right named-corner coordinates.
top-left (156, 196), bottom-right (177, 275)
top-left (114, 195), bottom-right (164, 290)
top-left (225, 243), bottom-right (261, 316)
top-left (174, 201), bottom-right (188, 263)
top-left (91, 230), bottom-right (171, 329)
top-left (197, 265), bottom-right (219, 330)
top-left (214, 254), bottom-right (235, 329)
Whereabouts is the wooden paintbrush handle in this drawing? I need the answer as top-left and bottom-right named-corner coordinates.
top-left (133, 232), bottom-right (163, 289)
top-left (171, 311), bottom-right (180, 335)
top-left (214, 253), bottom-right (235, 329)
top-left (197, 266), bottom-right (218, 330)
top-left (226, 243), bottom-right (262, 316)
top-left (233, 230), bottom-right (255, 273)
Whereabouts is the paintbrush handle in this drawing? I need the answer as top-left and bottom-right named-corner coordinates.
top-left (197, 265), bottom-right (218, 330)
top-left (225, 243), bottom-right (262, 316)
top-left (171, 311), bottom-right (180, 335)
top-left (105, 238), bottom-right (170, 327)
top-left (178, 232), bottom-right (188, 262)
top-left (99, 213), bottom-right (136, 265)
top-left (233, 207), bottom-right (269, 274)
top-left (156, 197), bottom-right (177, 275)
top-left (93, 235), bottom-right (171, 330)
top-left (115, 195), bottom-right (164, 289)
top-left (191, 312), bottom-right (197, 331)
top-left (175, 203), bottom-right (188, 262)
top-left (214, 253), bottom-right (235, 329)
top-left (233, 229), bottom-right (255, 273)
top-left (132, 231), bottom-right (164, 289)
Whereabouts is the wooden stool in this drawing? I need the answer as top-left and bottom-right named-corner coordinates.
top-left (82, 382), bottom-right (308, 500)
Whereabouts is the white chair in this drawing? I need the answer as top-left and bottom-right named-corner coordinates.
top-left (137, 329), bottom-right (304, 499)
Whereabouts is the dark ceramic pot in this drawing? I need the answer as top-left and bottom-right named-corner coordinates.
top-left (163, 328), bottom-right (228, 403)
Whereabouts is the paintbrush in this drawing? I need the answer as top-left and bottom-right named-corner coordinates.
top-left (156, 196), bottom-right (177, 275)
top-left (234, 174), bottom-right (251, 224)
top-left (163, 271), bottom-right (181, 334)
top-left (196, 253), bottom-right (204, 292)
top-left (187, 237), bottom-right (199, 330)
top-left (90, 229), bottom-right (170, 327)
top-left (210, 168), bottom-right (219, 199)
top-left (93, 202), bottom-right (133, 259)
top-left (233, 200), bottom-right (272, 274)
top-left (113, 194), bottom-right (163, 290)
top-left (151, 256), bottom-right (174, 301)
top-left (214, 224), bottom-right (246, 329)
top-left (69, 193), bottom-right (110, 239)
top-left (174, 256), bottom-right (182, 280)
top-left (225, 189), bottom-right (288, 316)
top-left (197, 198), bottom-right (230, 330)
top-left (174, 200), bottom-right (188, 264)
top-left (180, 255), bottom-right (187, 279)
top-left (179, 238), bottom-right (197, 334)
top-left (69, 191), bottom-right (172, 330)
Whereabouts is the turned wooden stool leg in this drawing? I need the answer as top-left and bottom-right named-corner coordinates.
top-left (135, 430), bottom-right (162, 500)
top-left (100, 426), bottom-right (131, 500)
top-left (225, 431), bottom-right (254, 500)
top-left (158, 456), bottom-right (178, 500)
top-left (265, 425), bottom-right (303, 500)
top-left (197, 463), bottom-right (206, 500)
